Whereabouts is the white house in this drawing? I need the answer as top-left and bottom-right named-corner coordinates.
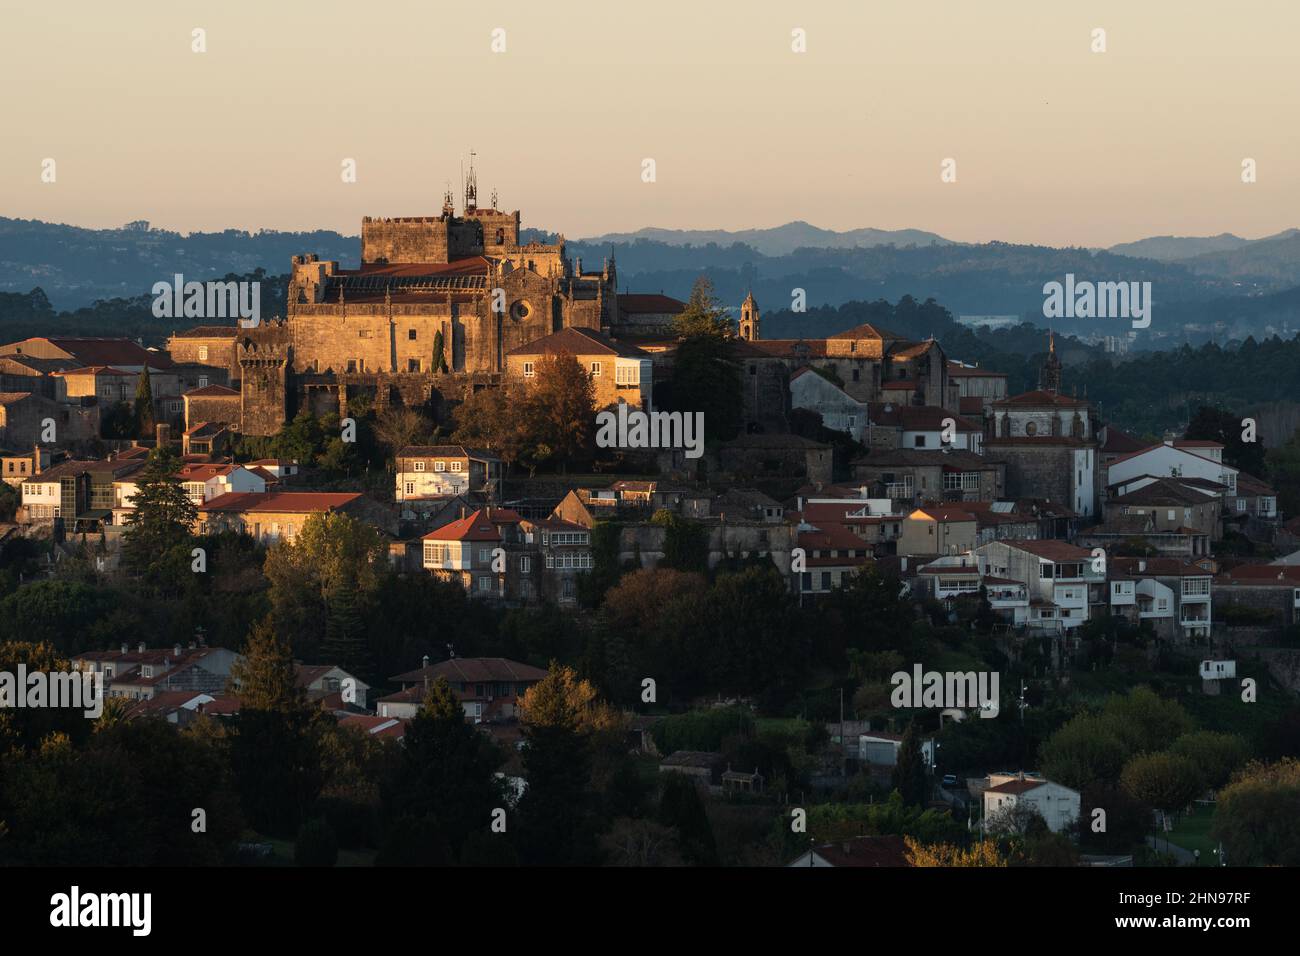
top-left (176, 462), bottom-right (267, 506)
top-left (395, 445), bottom-right (502, 505)
top-left (20, 476), bottom-right (62, 520)
top-left (975, 539), bottom-right (1102, 631)
top-left (869, 403), bottom-right (984, 454)
top-left (790, 368), bottom-right (869, 444)
top-left (1108, 441), bottom-right (1239, 497)
top-left (1199, 660), bottom-right (1236, 681)
top-left (917, 553), bottom-right (1032, 627)
top-left (982, 772), bottom-right (1080, 834)
top-left (1110, 556), bottom-right (1214, 641)
top-left (858, 731), bottom-right (936, 767)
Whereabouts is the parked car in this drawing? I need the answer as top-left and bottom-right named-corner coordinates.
top-left (942, 774), bottom-right (959, 789)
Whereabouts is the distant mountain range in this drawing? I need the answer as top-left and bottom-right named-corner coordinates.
top-left (3, 216), bottom-right (1300, 345)
top-left (575, 221), bottom-right (951, 257)
top-left (1106, 228), bottom-right (1300, 262)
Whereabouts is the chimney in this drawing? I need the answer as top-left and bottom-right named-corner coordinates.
top-left (422, 654), bottom-right (430, 669)
top-left (138, 641), bottom-right (146, 653)
top-left (120, 643), bottom-right (128, 654)
top-left (173, 643), bottom-right (182, 658)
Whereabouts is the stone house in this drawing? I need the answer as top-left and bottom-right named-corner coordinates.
top-left (504, 327), bottom-right (653, 411)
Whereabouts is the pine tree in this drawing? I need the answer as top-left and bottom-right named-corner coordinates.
top-left (892, 720), bottom-right (930, 807)
top-left (228, 617), bottom-right (326, 835)
top-left (515, 666), bottom-right (603, 865)
top-left (322, 584), bottom-right (370, 682)
top-left (134, 363), bottom-right (155, 439)
top-left (382, 677), bottom-right (504, 861)
top-left (122, 445), bottom-right (196, 574)
top-left (657, 772), bottom-right (718, 865)
top-left (228, 616), bottom-right (305, 712)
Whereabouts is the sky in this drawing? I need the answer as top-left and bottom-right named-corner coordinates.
top-left (2, 0), bottom-right (1298, 247)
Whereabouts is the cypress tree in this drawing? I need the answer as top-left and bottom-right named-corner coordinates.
top-left (134, 363), bottom-right (155, 439)
top-left (892, 720), bottom-right (930, 807)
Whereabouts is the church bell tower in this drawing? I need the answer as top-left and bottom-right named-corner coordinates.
top-left (739, 291), bottom-right (760, 341)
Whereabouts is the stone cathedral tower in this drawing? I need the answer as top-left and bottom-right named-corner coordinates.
top-left (1040, 331), bottom-right (1062, 394)
top-left (739, 291), bottom-right (760, 341)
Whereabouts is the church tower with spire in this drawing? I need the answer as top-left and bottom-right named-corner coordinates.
top-left (739, 291), bottom-right (760, 341)
top-left (1040, 331), bottom-right (1062, 393)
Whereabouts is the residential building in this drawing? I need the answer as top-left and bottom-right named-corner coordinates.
top-left (382, 656), bottom-right (548, 721)
top-left (505, 327), bottom-right (654, 411)
top-left (1108, 556), bottom-right (1215, 641)
top-left (73, 644), bottom-right (240, 702)
top-left (899, 506), bottom-right (978, 557)
top-left (197, 491), bottom-right (384, 542)
top-left (982, 772), bottom-right (1080, 834)
top-left (976, 539), bottom-right (1102, 631)
top-left (395, 445), bottom-right (502, 506)
top-left (421, 507), bottom-right (527, 601)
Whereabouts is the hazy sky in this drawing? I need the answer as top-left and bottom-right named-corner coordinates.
top-left (3, 0), bottom-right (1297, 246)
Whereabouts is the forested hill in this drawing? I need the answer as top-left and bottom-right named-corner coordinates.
top-left (6, 218), bottom-right (1300, 343)
top-left (0, 218), bottom-right (353, 309)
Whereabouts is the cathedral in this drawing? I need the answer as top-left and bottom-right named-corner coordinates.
top-left (175, 164), bottom-right (686, 435)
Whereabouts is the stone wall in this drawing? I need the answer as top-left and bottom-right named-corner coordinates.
top-left (616, 519), bottom-right (796, 575)
top-left (185, 393), bottom-right (241, 429)
top-left (0, 394), bottom-right (99, 449)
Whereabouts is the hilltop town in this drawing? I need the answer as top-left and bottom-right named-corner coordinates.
top-left (1, 179), bottom-right (1298, 871)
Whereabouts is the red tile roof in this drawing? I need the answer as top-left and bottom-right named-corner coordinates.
top-left (421, 508), bottom-right (522, 542)
top-left (1004, 539), bottom-right (1092, 561)
top-left (184, 384), bottom-right (239, 398)
top-left (986, 778), bottom-right (1046, 795)
top-left (617, 293), bottom-right (685, 314)
top-left (805, 835), bottom-right (911, 868)
top-left (1217, 564), bottom-right (1300, 585)
top-left (176, 463), bottom-right (236, 481)
top-left (505, 327), bottom-right (648, 359)
top-left (20, 337), bottom-right (174, 369)
top-left (827, 323), bottom-right (905, 341)
top-left (200, 491), bottom-right (362, 514)
top-left (390, 656), bottom-right (549, 685)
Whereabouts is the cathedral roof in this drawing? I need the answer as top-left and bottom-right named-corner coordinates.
top-left (343, 257), bottom-right (491, 279)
